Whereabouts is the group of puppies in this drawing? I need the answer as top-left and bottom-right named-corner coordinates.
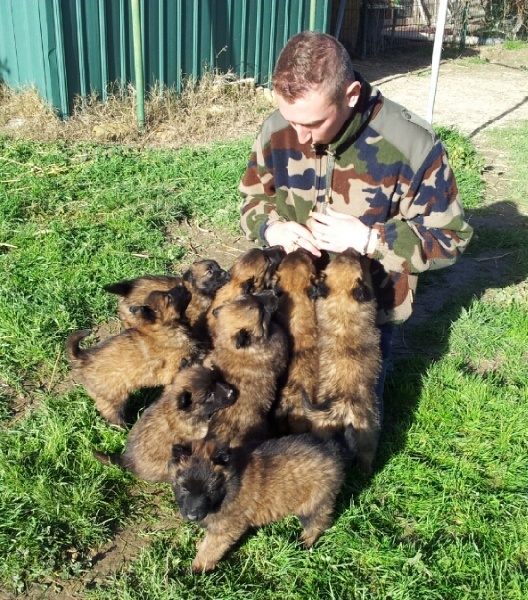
top-left (66, 245), bottom-right (382, 573)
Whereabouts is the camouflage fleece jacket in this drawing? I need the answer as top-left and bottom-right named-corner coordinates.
top-left (239, 74), bottom-right (474, 325)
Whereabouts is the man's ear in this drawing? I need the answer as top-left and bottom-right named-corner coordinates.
top-left (345, 80), bottom-right (361, 108)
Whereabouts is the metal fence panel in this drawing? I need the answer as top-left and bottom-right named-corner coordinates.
top-left (340, 0), bottom-right (528, 59)
top-left (0, 0), bottom-right (331, 118)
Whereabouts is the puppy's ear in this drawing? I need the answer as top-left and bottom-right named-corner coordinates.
top-left (359, 253), bottom-right (372, 272)
top-left (211, 447), bottom-right (230, 466)
top-left (307, 275), bottom-right (322, 299)
top-left (351, 279), bottom-right (372, 303)
top-left (177, 390), bottom-right (192, 410)
top-left (213, 381), bottom-right (237, 407)
top-left (242, 277), bottom-right (255, 295)
top-left (129, 305), bottom-right (157, 322)
top-left (235, 329), bottom-right (251, 349)
top-left (315, 274), bottom-right (330, 299)
top-left (182, 268), bottom-right (193, 284)
top-left (171, 443), bottom-right (192, 462)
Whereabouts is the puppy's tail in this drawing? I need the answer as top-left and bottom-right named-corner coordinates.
top-left (301, 387), bottom-right (333, 414)
top-left (301, 389), bottom-right (357, 465)
top-left (331, 424), bottom-right (358, 466)
top-left (65, 330), bottom-right (91, 362)
top-left (103, 280), bottom-right (134, 297)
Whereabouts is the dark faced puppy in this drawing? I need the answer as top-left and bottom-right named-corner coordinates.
top-left (182, 259), bottom-right (230, 328)
top-left (104, 274), bottom-right (182, 328)
top-left (206, 246), bottom-right (286, 339)
top-left (104, 259), bottom-right (229, 329)
top-left (204, 291), bottom-right (288, 446)
top-left (93, 364), bottom-right (236, 482)
top-left (270, 248), bottom-right (320, 434)
top-left (168, 434), bottom-right (346, 573)
top-left (305, 248), bottom-right (382, 474)
top-left (66, 285), bottom-right (202, 426)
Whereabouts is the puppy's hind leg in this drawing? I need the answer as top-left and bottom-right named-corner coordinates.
top-left (95, 397), bottom-right (127, 426)
top-left (297, 501), bottom-right (336, 548)
top-left (355, 426), bottom-right (380, 475)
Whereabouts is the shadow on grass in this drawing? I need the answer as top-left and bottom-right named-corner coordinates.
top-left (342, 200), bottom-right (528, 496)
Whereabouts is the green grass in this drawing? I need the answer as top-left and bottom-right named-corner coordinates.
top-left (0, 122), bottom-right (527, 597)
top-left (485, 121), bottom-right (528, 209)
top-left (0, 138), bottom-right (251, 391)
top-left (0, 391), bottom-right (134, 590)
top-left (503, 40), bottom-right (528, 50)
top-left (459, 56), bottom-right (491, 65)
top-left (435, 126), bottom-right (485, 209)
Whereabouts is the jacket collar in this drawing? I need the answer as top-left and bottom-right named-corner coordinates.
top-left (326, 72), bottom-right (383, 155)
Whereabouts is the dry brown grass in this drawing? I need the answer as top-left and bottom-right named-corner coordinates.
top-left (0, 69), bottom-right (276, 148)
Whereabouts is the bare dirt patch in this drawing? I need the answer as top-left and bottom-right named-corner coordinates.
top-left (363, 46), bottom-right (528, 138)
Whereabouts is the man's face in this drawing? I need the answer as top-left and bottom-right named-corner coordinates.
top-left (275, 83), bottom-right (359, 145)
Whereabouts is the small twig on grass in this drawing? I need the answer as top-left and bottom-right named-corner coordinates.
top-left (0, 154), bottom-right (45, 173)
top-left (47, 347), bottom-right (62, 393)
top-left (221, 243), bottom-right (247, 254)
top-left (183, 218), bottom-right (211, 234)
top-left (0, 243), bottom-right (18, 248)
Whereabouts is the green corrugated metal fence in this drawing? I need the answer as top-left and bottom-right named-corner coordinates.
top-left (0, 0), bottom-right (332, 118)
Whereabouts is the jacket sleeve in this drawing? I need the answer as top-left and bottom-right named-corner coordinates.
top-left (239, 132), bottom-right (285, 244)
top-left (370, 140), bottom-right (474, 275)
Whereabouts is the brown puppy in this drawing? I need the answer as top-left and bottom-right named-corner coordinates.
top-left (206, 246), bottom-right (285, 339)
top-left (104, 259), bottom-right (229, 329)
top-left (304, 248), bottom-right (381, 474)
top-left (66, 285), bottom-right (202, 425)
top-left (271, 248), bottom-right (320, 435)
top-left (168, 434), bottom-right (346, 573)
top-left (205, 291), bottom-right (288, 446)
top-left (93, 364), bottom-right (237, 483)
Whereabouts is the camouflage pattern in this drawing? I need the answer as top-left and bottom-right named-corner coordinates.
top-left (239, 75), bottom-right (474, 325)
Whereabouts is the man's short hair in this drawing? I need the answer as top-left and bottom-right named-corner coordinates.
top-left (272, 31), bottom-right (355, 104)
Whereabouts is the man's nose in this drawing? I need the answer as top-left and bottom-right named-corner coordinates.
top-left (293, 124), bottom-right (312, 144)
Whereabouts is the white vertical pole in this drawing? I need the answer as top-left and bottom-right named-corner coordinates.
top-left (425, 0), bottom-right (449, 124)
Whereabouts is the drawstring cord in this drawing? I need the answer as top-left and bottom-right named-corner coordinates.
top-left (312, 146), bottom-right (335, 215)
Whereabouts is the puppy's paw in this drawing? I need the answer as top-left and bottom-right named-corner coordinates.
top-left (191, 556), bottom-right (216, 574)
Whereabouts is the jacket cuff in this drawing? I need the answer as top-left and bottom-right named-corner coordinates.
top-left (260, 217), bottom-right (285, 245)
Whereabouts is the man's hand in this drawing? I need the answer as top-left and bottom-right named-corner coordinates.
top-left (265, 221), bottom-right (321, 257)
top-left (309, 206), bottom-right (371, 254)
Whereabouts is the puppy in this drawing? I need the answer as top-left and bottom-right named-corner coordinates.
top-left (168, 434), bottom-right (346, 572)
top-left (205, 291), bottom-right (288, 446)
top-left (93, 364), bottom-right (236, 483)
top-left (182, 259), bottom-right (231, 341)
top-left (66, 285), bottom-right (202, 425)
top-left (270, 248), bottom-right (320, 435)
top-left (304, 248), bottom-right (381, 474)
top-left (104, 259), bottom-right (229, 329)
top-left (206, 246), bottom-right (285, 339)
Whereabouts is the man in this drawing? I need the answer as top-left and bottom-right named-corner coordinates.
top-left (239, 31), bottom-right (473, 418)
